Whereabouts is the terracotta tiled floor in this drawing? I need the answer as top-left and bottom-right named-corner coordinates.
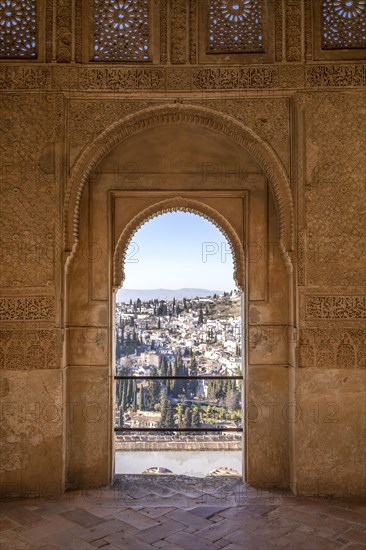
top-left (0, 476), bottom-right (365, 549)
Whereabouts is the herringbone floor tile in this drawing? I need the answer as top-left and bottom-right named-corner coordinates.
top-left (0, 475), bottom-right (365, 549)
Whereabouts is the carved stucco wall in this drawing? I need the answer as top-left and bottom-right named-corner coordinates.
top-left (295, 90), bottom-right (366, 497)
top-left (0, 1), bottom-right (365, 498)
top-left (0, 93), bottom-right (64, 494)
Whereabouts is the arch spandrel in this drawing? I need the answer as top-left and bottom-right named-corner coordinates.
top-left (113, 197), bottom-right (245, 292)
top-left (64, 103), bottom-right (294, 259)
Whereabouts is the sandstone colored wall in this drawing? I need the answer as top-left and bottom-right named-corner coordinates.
top-left (0, 1), bottom-right (365, 498)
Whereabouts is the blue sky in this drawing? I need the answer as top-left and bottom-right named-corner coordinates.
top-left (122, 212), bottom-right (236, 291)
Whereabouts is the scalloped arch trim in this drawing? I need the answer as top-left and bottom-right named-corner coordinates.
top-left (64, 103), bottom-right (294, 255)
top-left (113, 197), bottom-right (245, 292)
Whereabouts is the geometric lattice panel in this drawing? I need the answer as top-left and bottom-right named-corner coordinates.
top-left (0, 0), bottom-right (37, 58)
top-left (208, 0), bottom-right (264, 53)
top-left (93, 0), bottom-right (150, 61)
top-left (322, 0), bottom-right (366, 49)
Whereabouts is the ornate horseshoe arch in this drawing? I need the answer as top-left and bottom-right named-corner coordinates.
top-left (113, 197), bottom-right (246, 292)
top-left (64, 101), bottom-right (297, 491)
top-left (64, 103), bottom-right (294, 261)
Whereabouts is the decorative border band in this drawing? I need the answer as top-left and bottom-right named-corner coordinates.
top-left (0, 297), bottom-right (55, 321)
top-left (0, 64), bottom-right (364, 91)
top-left (305, 296), bottom-right (366, 320)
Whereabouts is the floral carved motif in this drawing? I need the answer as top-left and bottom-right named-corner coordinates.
top-left (278, 65), bottom-right (305, 88)
top-left (297, 229), bottom-right (306, 286)
top-left (1, 65), bottom-right (365, 91)
top-left (274, 0), bottom-right (283, 62)
top-left (0, 329), bottom-right (59, 370)
top-left (0, 297), bottom-right (55, 321)
top-left (304, 0), bottom-right (312, 59)
top-left (305, 92), bottom-right (365, 287)
top-left (189, 0), bottom-right (197, 63)
top-left (78, 68), bottom-right (165, 90)
top-left (305, 296), bottom-right (366, 320)
top-left (68, 100), bottom-right (155, 144)
top-left (306, 64), bottom-right (366, 87)
top-left (75, 0), bottom-right (83, 63)
top-left (192, 67), bottom-right (278, 89)
top-left (160, 0), bottom-right (168, 63)
top-left (299, 329), bottom-right (366, 368)
top-left (0, 94), bottom-right (63, 288)
top-left (170, 0), bottom-right (187, 64)
top-left (56, 0), bottom-right (72, 63)
top-left (45, 0), bottom-right (54, 62)
top-left (166, 68), bottom-right (191, 90)
top-left (285, 0), bottom-right (302, 61)
top-left (195, 98), bottom-right (290, 173)
top-left (0, 67), bottom-right (51, 90)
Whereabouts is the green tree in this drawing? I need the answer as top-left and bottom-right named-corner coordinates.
top-left (188, 356), bottom-right (198, 397)
top-left (226, 388), bottom-right (240, 411)
top-left (127, 378), bottom-right (133, 406)
top-left (166, 400), bottom-right (175, 428)
top-left (131, 380), bottom-right (137, 412)
top-left (160, 355), bottom-right (168, 378)
top-left (160, 394), bottom-right (175, 428)
top-left (119, 407), bottom-right (124, 427)
top-left (176, 403), bottom-right (184, 427)
top-left (198, 304), bottom-right (204, 324)
top-left (170, 359), bottom-right (179, 397)
top-left (183, 407), bottom-right (192, 428)
top-left (148, 366), bottom-right (160, 409)
top-left (192, 407), bottom-right (201, 428)
top-left (138, 386), bottom-right (144, 411)
top-left (167, 362), bottom-right (173, 396)
top-left (121, 380), bottom-right (127, 411)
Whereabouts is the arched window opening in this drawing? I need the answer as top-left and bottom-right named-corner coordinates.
top-left (114, 211), bottom-right (244, 478)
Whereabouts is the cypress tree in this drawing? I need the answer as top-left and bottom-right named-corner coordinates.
top-left (160, 355), bottom-right (168, 377)
top-left (127, 378), bottom-right (133, 406)
top-left (183, 407), bottom-right (192, 428)
top-left (121, 380), bottom-right (127, 411)
top-left (160, 393), bottom-right (168, 428)
top-left (166, 400), bottom-right (175, 428)
top-left (138, 386), bottom-right (144, 411)
top-left (192, 407), bottom-right (201, 428)
top-left (176, 404), bottom-right (184, 427)
top-left (171, 359), bottom-right (178, 397)
top-left (198, 304), bottom-right (204, 324)
top-left (132, 380), bottom-right (137, 412)
top-left (119, 406), bottom-right (124, 427)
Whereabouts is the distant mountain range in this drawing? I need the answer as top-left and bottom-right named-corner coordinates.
top-left (116, 288), bottom-right (224, 302)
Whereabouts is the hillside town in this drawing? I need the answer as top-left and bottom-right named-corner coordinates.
top-left (114, 291), bottom-right (243, 432)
